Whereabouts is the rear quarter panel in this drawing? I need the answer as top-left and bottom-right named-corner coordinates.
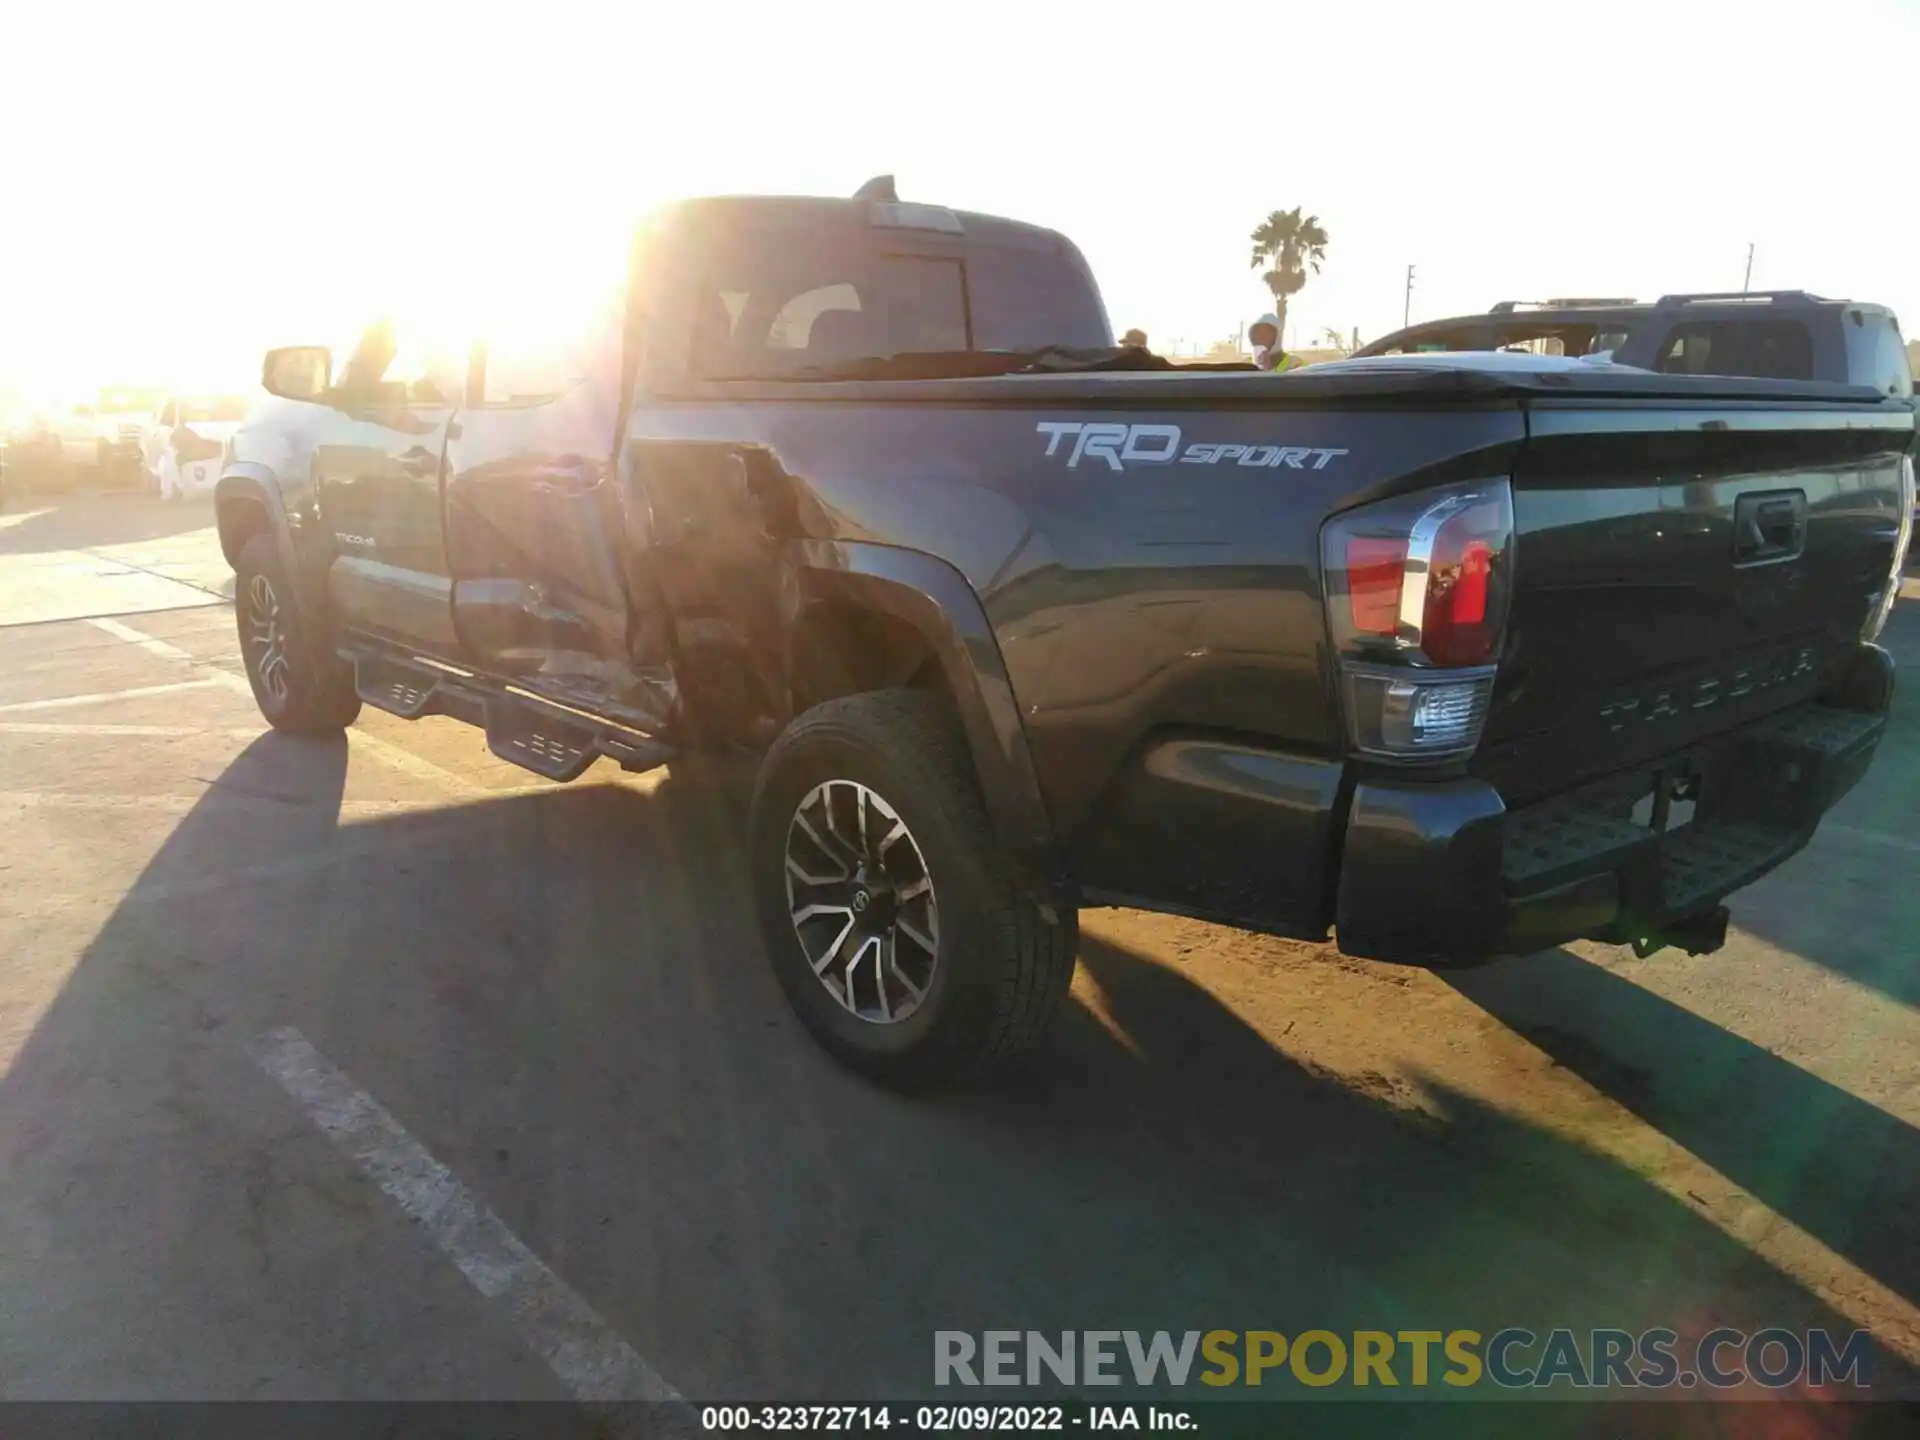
top-left (633, 393), bottom-right (1527, 849)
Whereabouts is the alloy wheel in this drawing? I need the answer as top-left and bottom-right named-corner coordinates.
top-left (244, 573), bottom-right (292, 705)
top-left (784, 779), bottom-right (939, 1023)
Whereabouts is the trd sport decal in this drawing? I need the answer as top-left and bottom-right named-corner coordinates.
top-left (1036, 421), bottom-right (1349, 473)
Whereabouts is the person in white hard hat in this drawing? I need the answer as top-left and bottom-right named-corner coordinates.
top-left (1248, 313), bottom-right (1299, 373)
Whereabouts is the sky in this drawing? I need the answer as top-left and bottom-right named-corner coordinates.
top-left (1, 0), bottom-right (1916, 405)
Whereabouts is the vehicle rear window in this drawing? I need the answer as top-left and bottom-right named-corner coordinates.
top-left (962, 241), bottom-right (1111, 353)
top-left (683, 217), bottom-right (1110, 378)
top-left (1370, 323), bottom-right (1629, 358)
top-left (691, 239), bottom-right (969, 377)
top-left (1843, 312), bottom-right (1913, 397)
top-left (1656, 320), bottom-right (1814, 381)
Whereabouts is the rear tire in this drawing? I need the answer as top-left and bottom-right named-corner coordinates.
top-left (233, 533), bottom-right (361, 732)
top-left (749, 690), bottom-right (1076, 1089)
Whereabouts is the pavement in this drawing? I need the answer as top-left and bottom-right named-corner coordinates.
top-left (1, 496), bottom-right (1918, 1419)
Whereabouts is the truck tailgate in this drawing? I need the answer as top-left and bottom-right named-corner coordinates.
top-left (1474, 400), bottom-right (1913, 806)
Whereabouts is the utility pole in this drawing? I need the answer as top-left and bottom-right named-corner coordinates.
top-left (1403, 264), bottom-right (1416, 328)
top-left (1742, 243), bottom-right (1755, 293)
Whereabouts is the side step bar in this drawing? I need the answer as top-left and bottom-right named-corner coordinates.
top-left (355, 652), bottom-right (442, 720)
top-left (348, 649), bottom-right (673, 782)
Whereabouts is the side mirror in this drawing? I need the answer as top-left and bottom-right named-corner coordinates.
top-left (262, 346), bottom-right (332, 401)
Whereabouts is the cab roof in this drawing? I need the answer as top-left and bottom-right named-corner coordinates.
top-left (649, 193), bottom-right (1076, 253)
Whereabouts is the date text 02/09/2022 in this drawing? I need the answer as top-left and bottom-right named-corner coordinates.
top-left (698, 1404), bottom-right (1189, 1431)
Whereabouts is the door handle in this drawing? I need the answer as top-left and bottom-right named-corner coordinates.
top-left (398, 446), bottom-right (439, 478)
top-left (1751, 501), bottom-right (1799, 545)
top-left (1732, 490), bottom-right (1806, 564)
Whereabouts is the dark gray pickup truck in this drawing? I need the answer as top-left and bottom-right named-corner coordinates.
top-left (216, 186), bottom-right (1917, 1087)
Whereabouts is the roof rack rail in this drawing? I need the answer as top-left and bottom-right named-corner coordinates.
top-left (1652, 289), bottom-right (1825, 309)
top-left (1488, 297), bottom-right (1639, 313)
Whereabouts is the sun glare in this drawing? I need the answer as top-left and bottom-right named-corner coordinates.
top-left (0, 0), bottom-right (1914, 404)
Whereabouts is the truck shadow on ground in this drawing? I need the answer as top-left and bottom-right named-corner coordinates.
top-left (0, 732), bottom-right (1912, 1414)
top-left (1443, 954), bottom-right (1920, 1317)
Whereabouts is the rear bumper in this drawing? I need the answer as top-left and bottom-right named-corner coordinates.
top-left (1334, 645), bottom-right (1893, 965)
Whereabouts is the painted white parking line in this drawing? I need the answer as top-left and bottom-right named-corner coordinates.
top-left (0, 722), bottom-right (263, 738)
top-left (0, 678), bottom-right (227, 714)
top-left (83, 613), bottom-right (499, 798)
top-left (85, 614), bottom-right (214, 665)
top-left (1824, 823), bottom-right (1920, 857)
top-left (79, 547), bottom-right (232, 604)
top-left (249, 1028), bottom-right (684, 1406)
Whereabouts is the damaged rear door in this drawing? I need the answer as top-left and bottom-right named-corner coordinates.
top-left (441, 306), bottom-right (678, 731)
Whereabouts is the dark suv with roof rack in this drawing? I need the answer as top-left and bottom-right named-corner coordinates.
top-left (1356, 291), bottom-right (1913, 400)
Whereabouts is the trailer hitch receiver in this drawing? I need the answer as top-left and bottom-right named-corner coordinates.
top-left (1630, 905), bottom-right (1732, 959)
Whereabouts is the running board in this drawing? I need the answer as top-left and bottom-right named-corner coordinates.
top-left (485, 702), bottom-right (601, 782)
top-left (355, 652), bottom-right (442, 719)
top-left (347, 649), bottom-right (674, 782)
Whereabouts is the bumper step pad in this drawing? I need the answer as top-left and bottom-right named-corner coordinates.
top-left (1499, 700), bottom-right (1887, 938)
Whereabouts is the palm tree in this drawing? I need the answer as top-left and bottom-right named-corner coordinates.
top-left (1248, 208), bottom-right (1330, 337)
top-left (1317, 326), bottom-right (1347, 354)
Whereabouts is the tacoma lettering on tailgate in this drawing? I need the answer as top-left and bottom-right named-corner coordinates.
top-left (1597, 646), bottom-right (1818, 733)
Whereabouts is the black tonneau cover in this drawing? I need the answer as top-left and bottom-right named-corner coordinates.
top-left (685, 353), bottom-right (1899, 410)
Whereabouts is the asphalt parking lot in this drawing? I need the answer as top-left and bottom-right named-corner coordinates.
top-left (1, 496), bottom-right (1918, 1415)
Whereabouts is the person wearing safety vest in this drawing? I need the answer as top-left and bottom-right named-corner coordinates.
top-left (1248, 313), bottom-right (1300, 373)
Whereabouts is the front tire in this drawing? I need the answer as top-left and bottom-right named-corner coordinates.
top-left (233, 533), bottom-right (361, 731)
top-left (749, 690), bottom-right (1076, 1089)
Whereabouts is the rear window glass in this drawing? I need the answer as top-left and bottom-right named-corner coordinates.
top-left (691, 241), bottom-right (968, 377)
top-left (1843, 313), bottom-right (1913, 397)
top-left (963, 242), bottom-right (1111, 353)
top-left (682, 217), bottom-right (1110, 377)
top-left (1656, 320), bottom-right (1814, 381)
top-left (1371, 323), bottom-right (1629, 357)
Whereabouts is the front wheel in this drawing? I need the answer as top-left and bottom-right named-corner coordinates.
top-left (233, 533), bottom-right (362, 731)
top-left (749, 690), bottom-right (1076, 1089)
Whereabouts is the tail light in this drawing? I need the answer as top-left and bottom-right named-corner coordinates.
top-left (1321, 479), bottom-right (1515, 763)
top-left (1863, 454), bottom-right (1913, 643)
